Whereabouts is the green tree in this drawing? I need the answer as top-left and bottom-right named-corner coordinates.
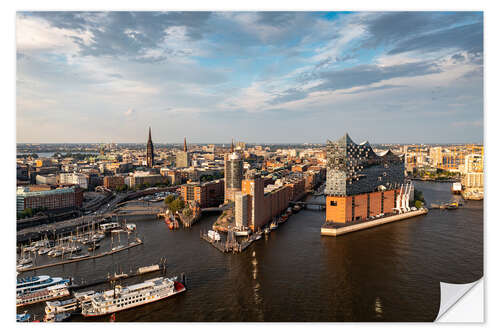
top-left (415, 200), bottom-right (423, 209)
top-left (168, 198), bottom-right (185, 213)
top-left (164, 194), bottom-right (176, 205)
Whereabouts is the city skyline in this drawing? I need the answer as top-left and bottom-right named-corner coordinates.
top-left (17, 11), bottom-right (483, 144)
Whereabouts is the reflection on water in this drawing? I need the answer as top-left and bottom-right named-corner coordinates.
top-left (18, 181), bottom-right (482, 322)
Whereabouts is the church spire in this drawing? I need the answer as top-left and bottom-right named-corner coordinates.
top-left (184, 137), bottom-right (187, 152)
top-left (148, 126), bottom-right (152, 142)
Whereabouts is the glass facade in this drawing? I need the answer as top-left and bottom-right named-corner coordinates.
top-left (325, 133), bottom-right (404, 197)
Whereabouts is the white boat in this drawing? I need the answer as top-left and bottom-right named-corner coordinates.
top-left (17, 285), bottom-right (70, 307)
top-left (38, 247), bottom-right (51, 255)
top-left (234, 228), bottom-right (251, 236)
top-left (16, 263), bottom-right (33, 271)
top-left (126, 223), bottom-right (136, 232)
top-left (44, 298), bottom-right (79, 321)
top-left (81, 276), bottom-right (186, 317)
top-left (17, 275), bottom-right (70, 296)
top-left (99, 222), bottom-right (121, 233)
top-left (207, 230), bottom-right (221, 241)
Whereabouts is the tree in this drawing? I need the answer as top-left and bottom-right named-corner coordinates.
top-left (168, 198), bottom-right (185, 213)
top-left (164, 194), bottom-right (176, 205)
top-left (182, 207), bottom-right (192, 217)
top-left (415, 200), bottom-right (423, 209)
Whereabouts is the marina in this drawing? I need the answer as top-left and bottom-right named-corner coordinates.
top-left (15, 182), bottom-right (483, 321)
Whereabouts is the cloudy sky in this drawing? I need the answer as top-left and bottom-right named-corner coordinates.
top-left (16, 11), bottom-right (483, 144)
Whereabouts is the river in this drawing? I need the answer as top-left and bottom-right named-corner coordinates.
top-left (17, 181), bottom-right (483, 322)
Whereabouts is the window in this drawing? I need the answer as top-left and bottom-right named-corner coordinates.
top-left (330, 200), bottom-right (337, 206)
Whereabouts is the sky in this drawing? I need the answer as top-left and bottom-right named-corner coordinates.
top-left (16, 11), bottom-right (483, 144)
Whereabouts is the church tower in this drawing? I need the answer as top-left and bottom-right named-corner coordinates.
top-left (146, 126), bottom-right (154, 168)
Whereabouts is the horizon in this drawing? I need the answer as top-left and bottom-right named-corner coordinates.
top-left (17, 11), bottom-right (483, 144)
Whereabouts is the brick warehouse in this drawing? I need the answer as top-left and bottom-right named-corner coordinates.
top-left (325, 133), bottom-right (405, 224)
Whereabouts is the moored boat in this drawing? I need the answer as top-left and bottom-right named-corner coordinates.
top-left (17, 285), bottom-right (70, 307)
top-left (81, 276), bottom-right (186, 317)
top-left (17, 275), bottom-right (70, 296)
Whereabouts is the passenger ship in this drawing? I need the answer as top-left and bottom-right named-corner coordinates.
top-left (17, 275), bottom-right (70, 295)
top-left (81, 276), bottom-right (186, 317)
top-left (17, 285), bottom-right (70, 307)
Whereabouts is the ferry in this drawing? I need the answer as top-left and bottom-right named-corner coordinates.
top-left (17, 275), bottom-right (70, 295)
top-left (17, 285), bottom-right (70, 307)
top-left (81, 276), bottom-right (186, 317)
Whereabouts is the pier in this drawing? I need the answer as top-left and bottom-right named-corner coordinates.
top-left (17, 238), bottom-right (144, 273)
top-left (70, 259), bottom-right (167, 290)
top-left (320, 209), bottom-right (428, 237)
top-left (200, 231), bottom-right (257, 254)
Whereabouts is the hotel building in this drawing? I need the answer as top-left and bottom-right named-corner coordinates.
top-left (325, 133), bottom-right (405, 224)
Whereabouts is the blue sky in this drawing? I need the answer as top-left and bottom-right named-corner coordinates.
top-left (16, 11), bottom-right (483, 144)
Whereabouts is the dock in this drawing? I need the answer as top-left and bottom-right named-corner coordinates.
top-left (321, 209), bottom-right (428, 237)
top-left (200, 230), bottom-right (259, 254)
top-left (70, 259), bottom-right (167, 290)
top-left (17, 238), bottom-right (144, 273)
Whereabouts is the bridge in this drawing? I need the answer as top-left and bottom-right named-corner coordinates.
top-left (290, 201), bottom-right (326, 210)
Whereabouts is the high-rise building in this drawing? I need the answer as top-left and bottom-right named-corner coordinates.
top-left (224, 144), bottom-right (243, 202)
top-left (146, 127), bottom-right (154, 168)
top-left (325, 133), bottom-right (405, 224)
top-left (176, 137), bottom-right (191, 168)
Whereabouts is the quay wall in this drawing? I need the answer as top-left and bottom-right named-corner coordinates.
top-left (321, 209), bottom-right (428, 237)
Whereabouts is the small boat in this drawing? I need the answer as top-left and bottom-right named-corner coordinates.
top-left (446, 202), bottom-right (459, 210)
top-left (270, 220), bottom-right (278, 230)
top-left (126, 223), bottom-right (136, 232)
top-left (46, 312), bottom-right (71, 322)
top-left (17, 257), bottom-right (33, 265)
top-left (207, 230), bottom-right (221, 241)
top-left (38, 247), bottom-right (51, 255)
top-left (292, 204), bottom-right (301, 213)
top-left (255, 232), bottom-right (262, 240)
top-left (264, 227), bottom-right (270, 234)
top-left (88, 242), bottom-right (101, 251)
top-left (16, 312), bottom-right (31, 322)
top-left (68, 253), bottom-right (90, 260)
top-left (92, 233), bottom-right (105, 241)
top-left (234, 228), bottom-right (251, 236)
top-left (17, 263), bottom-right (33, 271)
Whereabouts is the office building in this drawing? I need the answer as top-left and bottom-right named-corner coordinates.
top-left (224, 143), bottom-right (244, 202)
